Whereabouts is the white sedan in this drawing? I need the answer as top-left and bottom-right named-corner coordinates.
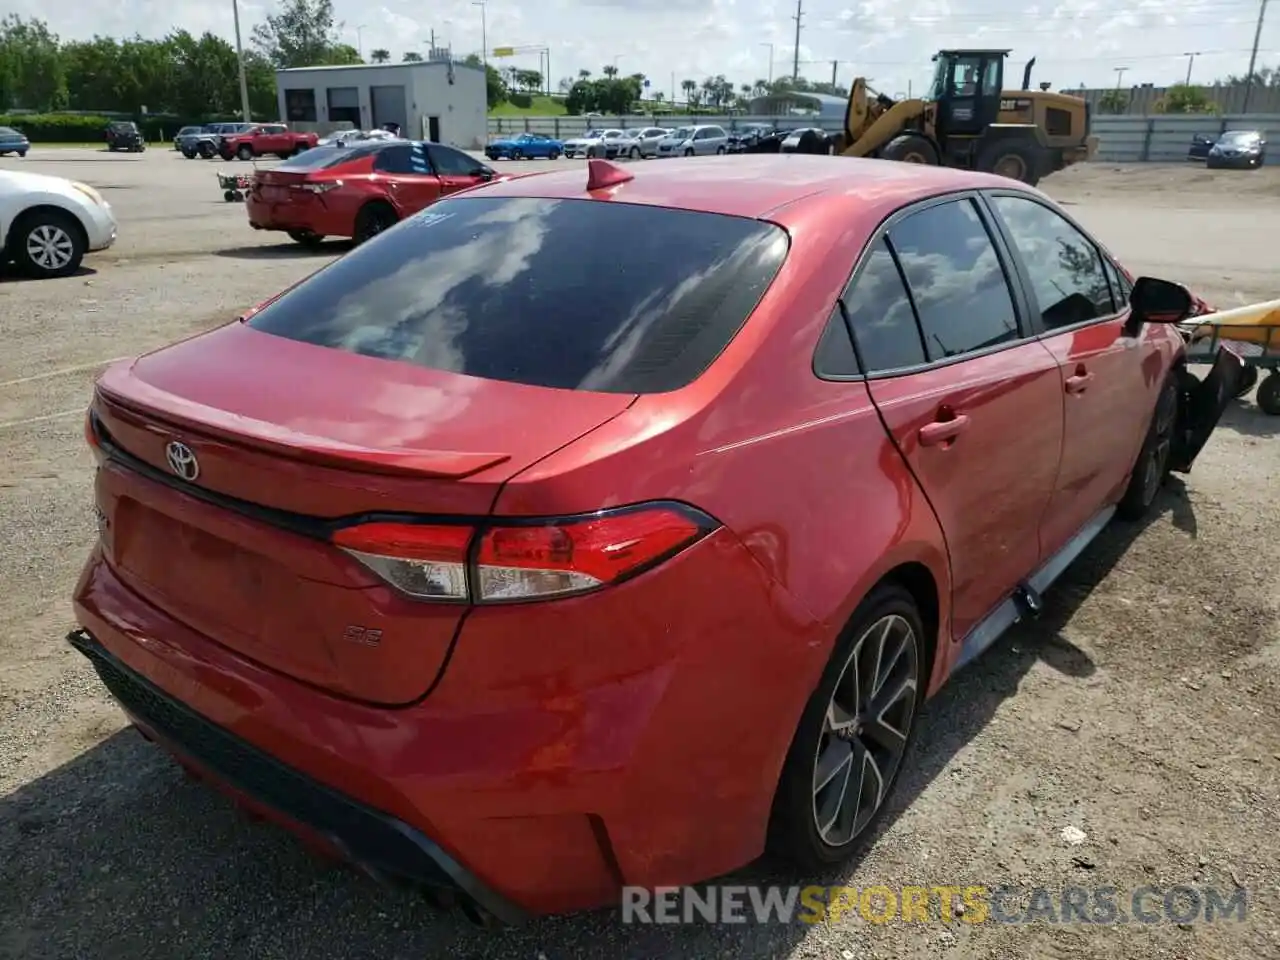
top-left (0, 169), bottom-right (118, 279)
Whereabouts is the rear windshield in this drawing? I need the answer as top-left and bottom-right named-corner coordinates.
top-left (246, 196), bottom-right (789, 394)
top-left (274, 144), bottom-right (381, 170)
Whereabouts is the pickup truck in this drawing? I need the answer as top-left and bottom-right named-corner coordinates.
top-left (219, 124), bottom-right (319, 161)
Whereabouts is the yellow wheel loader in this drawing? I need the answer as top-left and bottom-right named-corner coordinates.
top-left (840, 50), bottom-right (1099, 186)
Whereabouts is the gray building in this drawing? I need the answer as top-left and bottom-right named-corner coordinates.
top-left (275, 60), bottom-right (488, 149)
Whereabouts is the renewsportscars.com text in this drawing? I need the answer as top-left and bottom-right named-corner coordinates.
top-left (620, 884), bottom-right (1249, 926)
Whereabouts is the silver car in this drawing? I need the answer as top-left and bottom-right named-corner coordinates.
top-left (562, 128), bottom-right (626, 159)
top-left (655, 124), bottom-right (729, 157)
top-left (607, 127), bottom-right (671, 160)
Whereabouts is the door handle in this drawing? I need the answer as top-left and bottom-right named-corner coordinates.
top-left (1065, 371), bottom-right (1095, 394)
top-left (918, 415), bottom-right (971, 446)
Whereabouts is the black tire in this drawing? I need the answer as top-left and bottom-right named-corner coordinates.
top-left (353, 203), bottom-right (398, 245)
top-left (1257, 373), bottom-right (1280, 416)
top-left (199, 142), bottom-right (216, 159)
top-left (630, 146), bottom-right (641, 159)
top-left (1116, 376), bottom-right (1178, 520)
top-left (880, 133), bottom-right (939, 166)
top-left (767, 582), bottom-right (925, 870)
top-left (586, 147), bottom-right (597, 159)
top-left (288, 229), bottom-right (325, 248)
top-left (716, 145), bottom-right (726, 155)
top-left (976, 139), bottom-right (1043, 186)
top-left (223, 190), bottom-right (236, 202)
top-left (1235, 365), bottom-right (1259, 397)
top-left (182, 148), bottom-right (197, 159)
top-left (16, 150), bottom-right (25, 158)
top-left (548, 148), bottom-right (560, 160)
top-left (684, 147), bottom-right (695, 157)
top-left (511, 148), bottom-right (523, 160)
top-left (10, 208), bottom-right (86, 279)
top-left (236, 144), bottom-right (254, 161)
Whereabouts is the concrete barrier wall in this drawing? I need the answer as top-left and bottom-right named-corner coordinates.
top-left (487, 113), bottom-right (1279, 164)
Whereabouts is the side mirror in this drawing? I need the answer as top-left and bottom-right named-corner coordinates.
top-left (1129, 276), bottom-right (1194, 324)
top-left (473, 167), bottom-right (494, 181)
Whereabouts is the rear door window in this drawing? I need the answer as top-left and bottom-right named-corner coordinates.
top-left (245, 196), bottom-right (789, 394)
top-left (426, 144), bottom-right (478, 176)
top-left (276, 144), bottom-right (381, 171)
top-left (887, 198), bottom-right (1021, 360)
top-left (842, 238), bottom-right (927, 372)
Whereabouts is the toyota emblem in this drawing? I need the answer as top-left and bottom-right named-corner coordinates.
top-left (164, 441), bottom-right (200, 481)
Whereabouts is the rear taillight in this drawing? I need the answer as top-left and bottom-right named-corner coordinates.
top-left (294, 180), bottom-right (342, 193)
top-left (85, 408), bottom-right (104, 462)
top-left (330, 503), bottom-right (716, 603)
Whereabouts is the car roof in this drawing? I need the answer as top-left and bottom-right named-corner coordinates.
top-left (472, 154), bottom-right (1020, 220)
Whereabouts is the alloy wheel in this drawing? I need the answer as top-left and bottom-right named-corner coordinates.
top-left (25, 223), bottom-right (75, 271)
top-left (812, 614), bottom-right (918, 847)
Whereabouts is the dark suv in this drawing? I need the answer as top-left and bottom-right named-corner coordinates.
top-left (105, 121), bottom-right (145, 153)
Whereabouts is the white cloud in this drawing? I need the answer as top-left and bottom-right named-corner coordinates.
top-left (11, 0), bottom-right (1279, 98)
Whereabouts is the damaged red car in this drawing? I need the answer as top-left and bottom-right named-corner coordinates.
top-left (71, 156), bottom-right (1243, 924)
top-left (246, 139), bottom-right (501, 246)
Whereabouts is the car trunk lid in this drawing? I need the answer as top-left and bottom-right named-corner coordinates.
top-left (90, 322), bottom-right (636, 703)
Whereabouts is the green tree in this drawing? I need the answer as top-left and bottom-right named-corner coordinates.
top-left (0, 15), bottom-right (68, 111)
top-left (1098, 88), bottom-right (1127, 114)
top-left (370, 48), bottom-right (390, 63)
top-left (1155, 83), bottom-right (1216, 114)
top-left (402, 51), bottom-right (423, 62)
top-left (251, 0), bottom-right (361, 68)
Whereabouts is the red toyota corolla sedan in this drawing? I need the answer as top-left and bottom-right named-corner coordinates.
top-left (245, 139), bottom-right (502, 246)
top-left (71, 156), bottom-right (1243, 924)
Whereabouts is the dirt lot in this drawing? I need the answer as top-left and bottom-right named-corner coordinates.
top-left (1, 150), bottom-right (1278, 960)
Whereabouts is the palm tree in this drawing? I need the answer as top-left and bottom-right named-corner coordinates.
top-left (402, 51), bottom-right (423, 62)
top-left (369, 48), bottom-right (391, 64)
top-left (680, 78), bottom-right (696, 106)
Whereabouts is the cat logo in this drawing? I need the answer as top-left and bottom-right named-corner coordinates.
top-left (1001, 98), bottom-right (1033, 111)
top-left (342, 625), bottom-right (383, 647)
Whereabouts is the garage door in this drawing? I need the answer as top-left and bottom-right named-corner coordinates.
top-left (371, 85), bottom-right (408, 135)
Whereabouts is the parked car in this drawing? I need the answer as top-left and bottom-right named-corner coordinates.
top-left (561, 128), bottom-right (625, 159)
top-left (1187, 133), bottom-right (1215, 162)
top-left (69, 155), bottom-right (1241, 924)
top-left (314, 128), bottom-right (398, 148)
top-left (246, 139), bottom-right (502, 246)
top-left (0, 168), bottom-right (118, 278)
top-left (104, 121), bottom-right (145, 153)
top-left (181, 123), bottom-right (253, 158)
top-left (220, 123), bottom-right (319, 161)
top-left (726, 123), bottom-right (775, 154)
top-left (173, 125), bottom-right (205, 151)
top-left (0, 126), bottom-right (31, 157)
top-left (485, 132), bottom-right (564, 160)
top-left (607, 127), bottom-right (670, 159)
top-left (655, 124), bottom-right (729, 156)
top-left (1205, 129), bottom-right (1267, 169)
top-left (781, 127), bottom-right (834, 154)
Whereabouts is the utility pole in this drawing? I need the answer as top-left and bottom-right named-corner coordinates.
top-left (1183, 51), bottom-right (1200, 85)
top-left (231, 0), bottom-right (251, 122)
top-left (355, 24), bottom-right (365, 58)
top-left (830, 59), bottom-right (838, 87)
top-left (473, 0), bottom-right (487, 70)
top-left (1243, 0), bottom-right (1270, 113)
top-left (760, 42), bottom-right (774, 85)
top-left (791, 0), bottom-right (802, 80)
top-left (1113, 66), bottom-right (1127, 89)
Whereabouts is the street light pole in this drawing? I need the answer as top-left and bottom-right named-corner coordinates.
top-left (231, 0), bottom-right (252, 122)
top-left (355, 24), bottom-right (366, 58)
top-left (1183, 51), bottom-right (1200, 85)
top-left (760, 42), bottom-right (774, 84)
top-left (473, 0), bottom-right (488, 70)
top-left (1113, 66), bottom-right (1127, 89)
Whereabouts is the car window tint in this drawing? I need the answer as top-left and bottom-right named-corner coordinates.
top-left (246, 197), bottom-right (789, 394)
top-left (814, 307), bottom-right (861, 377)
top-left (1100, 256), bottom-right (1125, 309)
top-left (427, 144), bottom-right (478, 176)
top-left (277, 144), bottom-right (381, 170)
top-left (990, 195), bottom-right (1115, 329)
top-left (373, 144), bottom-right (415, 173)
top-left (843, 238), bottom-right (927, 371)
top-left (888, 199), bottom-right (1020, 360)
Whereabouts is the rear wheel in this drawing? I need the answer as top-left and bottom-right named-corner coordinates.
top-left (976, 139), bottom-right (1043, 186)
top-left (236, 144), bottom-right (254, 161)
top-left (199, 141), bottom-right (216, 159)
top-left (1257, 372), bottom-right (1280, 416)
top-left (548, 148), bottom-right (561, 160)
top-left (630, 146), bottom-right (641, 159)
top-left (353, 203), bottom-right (398, 245)
top-left (768, 583), bottom-right (924, 869)
top-left (11, 209), bottom-right (86, 279)
top-left (880, 134), bottom-right (939, 165)
top-left (1116, 376), bottom-right (1178, 520)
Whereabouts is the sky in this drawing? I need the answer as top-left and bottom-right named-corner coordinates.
top-left (12, 0), bottom-right (1280, 100)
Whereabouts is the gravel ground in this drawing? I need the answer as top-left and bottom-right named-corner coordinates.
top-left (1, 150), bottom-right (1278, 960)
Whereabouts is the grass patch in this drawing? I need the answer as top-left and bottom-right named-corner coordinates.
top-left (490, 96), bottom-right (567, 117)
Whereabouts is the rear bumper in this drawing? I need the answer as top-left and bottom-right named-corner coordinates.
top-left (68, 626), bottom-right (524, 923)
top-left (244, 196), bottom-right (350, 237)
top-left (71, 528), bottom-right (821, 916)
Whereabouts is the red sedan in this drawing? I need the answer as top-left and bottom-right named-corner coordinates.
top-left (72, 156), bottom-right (1242, 923)
top-left (246, 139), bottom-right (502, 246)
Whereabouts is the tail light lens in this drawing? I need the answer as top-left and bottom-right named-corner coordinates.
top-left (330, 503), bottom-right (716, 603)
top-left (295, 181), bottom-right (342, 193)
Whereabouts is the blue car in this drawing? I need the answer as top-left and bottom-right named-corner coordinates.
top-left (0, 126), bottom-right (30, 157)
top-left (484, 132), bottom-right (564, 160)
